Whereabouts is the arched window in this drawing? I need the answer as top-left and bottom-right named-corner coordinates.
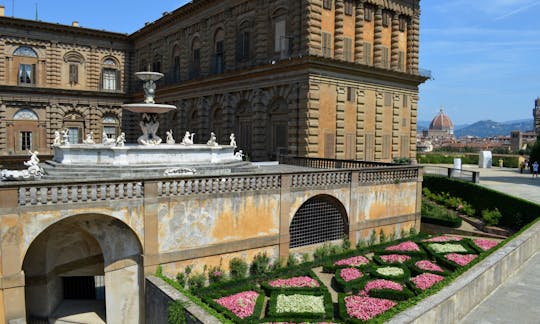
top-left (211, 106), bottom-right (225, 143)
top-left (212, 28), bottom-right (225, 74)
top-left (235, 101), bottom-right (252, 155)
top-left (268, 98), bottom-right (289, 160)
top-left (289, 195), bottom-right (348, 248)
top-left (152, 54), bottom-right (162, 73)
top-left (101, 57), bottom-right (120, 91)
top-left (237, 20), bottom-right (252, 62)
top-left (14, 46), bottom-right (38, 85)
top-left (63, 112), bottom-right (85, 144)
top-left (64, 51), bottom-right (84, 85)
top-left (272, 8), bottom-right (289, 57)
top-left (190, 37), bottom-right (201, 79)
top-left (13, 108), bottom-right (39, 120)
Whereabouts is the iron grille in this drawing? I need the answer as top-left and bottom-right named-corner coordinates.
top-left (289, 197), bottom-right (347, 248)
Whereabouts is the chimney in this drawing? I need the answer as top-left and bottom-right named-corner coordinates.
top-left (0, 5), bottom-right (5, 17)
top-left (72, 21), bottom-right (79, 27)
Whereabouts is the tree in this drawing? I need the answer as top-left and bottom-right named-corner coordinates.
top-left (530, 138), bottom-right (540, 165)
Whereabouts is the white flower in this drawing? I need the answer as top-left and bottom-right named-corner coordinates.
top-left (429, 243), bottom-right (468, 254)
top-left (275, 294), bottom-right (325, 314)
top-left (376, 266), bottom-right (404, 277)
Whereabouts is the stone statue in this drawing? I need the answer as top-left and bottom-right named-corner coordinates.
top-left (138, 113), bottom-right (162, 145)
top-left (61, 129), bottom-right (69, 145)
top-left (182, 131), bottom-right (195, 145)
top-left (166, 129), bottom-right (175, 145)
top-left (229, 133), bottom-right (237, 148)
top-left (115, 132), bottom-right (126, 147)
top-left (2, 150), bottom-right (44, 181)
top-left (143, 80), bottom-right (156, 104)
top-left (207, 132), bottom-right (218, 146)
top-left (53, 131), bottom-right (61, 146)
top-left (234, 150), bottom-right (244, 161)
top-left (102, 131), bottom-right (115, 145)
top-left (83, 131), bottom-right (95, 144)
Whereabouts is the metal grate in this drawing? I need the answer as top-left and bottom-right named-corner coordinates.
top-left (290, 197), bottom-right (347, 248)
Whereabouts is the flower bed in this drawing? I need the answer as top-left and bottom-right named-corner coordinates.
top-left (409, 273), bottom-right (445, 292)
top-left (373, 254), bottom-right (412, 265)
top-left (266, 291), bottom-right (333, 321)
top-left (338, 294), bottom-right (397, 323)
top-left (428, 243), bottom-right (468, 254)
top-left (323, 255), bottom-right (370, 273)
top-left (409, 259), bottom-right (451, 276)
top-left (422, 235), bottom-right (463, 243)
top-left (376, 241), bottom-right (426, 257)
top-left (470, 238), bottom-right (499, 252)
top-left (203, 286), bottom-right (265, 322)
top-left (356, 279), bottom-right (414, 301)
top-left (334, 268), bottom-right (367, 293)
top-left (436, 253), bottom-right (478, 270)
top-left (370, 265), bottom-right (410, 281)
top-left (261, 270), bottom-right (325, 294)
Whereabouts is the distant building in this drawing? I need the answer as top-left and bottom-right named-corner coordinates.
top-left (424, 108), bottom-right (454, 139)
top-left (534, 97), bottom-right (540, 135)
top-left (511, 130), bottom-right (537, 153)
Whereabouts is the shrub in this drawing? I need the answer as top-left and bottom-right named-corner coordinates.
top-left (482, 208), bottom-right (502, 226)
top-left (421, 199), bottom-right (462, 228)
top-left (208, 266), bottom-right (225, 285)
top-left (379, 229), bottom-right (387, 243)
top-left (229, 257), bottom-right (248, 279)
top-left (250, 252), bottom-right (271, 276)
top-left (287, 254), bottom-right (299, 267)
top-left (368, 229), bottom-right (378, 246)
top-left (167, 300), bottom-right (186, 324)
top-left (175, 273), bottom-right (186, 288)
top-left (342, 236), bottom-right (352, 250)
top-left (409, 227), bottom-right (417, 236)
top-left (356, 239), bottom-right (366, 249)
top-left (301, 253), bottom-right (311, 263)
top-left (188, 272), bottom-right (206, 291)
top-left (313, 243), bottom-right (332, 260)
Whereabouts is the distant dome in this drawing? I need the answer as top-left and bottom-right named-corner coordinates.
top-left (429, 108), bottom-right (454, 131)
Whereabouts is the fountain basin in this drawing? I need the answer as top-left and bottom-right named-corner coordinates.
top-left (53, 144), bottom-right (237, 166)
top-left (122, 103), bottom-right (176, 114)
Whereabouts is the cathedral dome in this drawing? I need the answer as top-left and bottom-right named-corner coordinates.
top-left (429, 108), bottom-right (454, 131)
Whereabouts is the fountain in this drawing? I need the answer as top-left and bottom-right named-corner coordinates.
top-left (45, 72), bottom-right (252, 179)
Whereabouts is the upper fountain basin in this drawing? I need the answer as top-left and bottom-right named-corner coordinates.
top-left (135, 71), bottom-right (164, 81)
top-left (122, 103), bottom-right (176, 114)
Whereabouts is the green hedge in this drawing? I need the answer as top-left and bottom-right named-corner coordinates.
top-left (333, 268), bottom-right (369, 293)
top-left (417, 153), bottom-right (520, 168)
top-left (423, 175), bottom-right (540, 230)
top-left (421, 200), bottom-right (462, 228)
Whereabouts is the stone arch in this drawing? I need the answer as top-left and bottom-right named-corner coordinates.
top-left (289, 194), bottom-right (349, 249)
top-left (14, 46), bottom-right (38, 58)
top-left (22, 213), bottom-right (143, 323)
top-left (13, 108), bottom-right (39, 120)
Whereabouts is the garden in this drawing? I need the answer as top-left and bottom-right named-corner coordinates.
top-left (158, 231), bottom-right (501, 323)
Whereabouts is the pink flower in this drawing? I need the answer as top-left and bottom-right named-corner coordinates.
top-left (422, 236), bottom-right (463, 242)
top-left (215, 291), bottom-right (259, 319)
top-left (334, 255), bottom-right (370, 267)
top-left (411, 273), bottom-right (444, 290)
top-left (363, 279), bottom-right (403, 295)
top-left (268, 276), bottom-right (320, 288)
top-left (339, 268), bottom-right (364, 282)
top-left (445, 253), bottom-right (477, 266)
top-left (385, 241), bottom-right (420, 252)
top-left (473, 239), bottom-right (498, 251)
top-left (415, 260), bottom-right (444, 273)
top-left (344, 296), bottom-right (396, 320)
top-left (379, 254), bottom-right (411, 264)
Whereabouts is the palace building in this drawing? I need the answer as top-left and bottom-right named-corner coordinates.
top-left (0, 0), bottom-right (427, 162)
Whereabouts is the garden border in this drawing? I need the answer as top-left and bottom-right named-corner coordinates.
top-left (386, 219), bottom-right (540, 324)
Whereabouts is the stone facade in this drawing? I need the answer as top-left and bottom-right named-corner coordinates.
top-left (534, 97), bottom-right (540, 135)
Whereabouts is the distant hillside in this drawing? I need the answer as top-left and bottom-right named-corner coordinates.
top-left (454, 119), bottom-right (533, 138)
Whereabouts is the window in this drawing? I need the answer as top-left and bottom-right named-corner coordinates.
top-left (274, 19), bottom-right (286, 53)
top-left (237, 30), bottom-right (251, 61)
top-left (322, 32), bottom-right (332, 57)
top-left (403, 94), bottom-right (409, 108)
top-left (345, 133), bottom-right (356, 160)
top-left (213, 40), bottom-right (224, 74)
top-left (401, 135), bottom-right (409, 158)
top-left (323, 0), bottom-right (333, 10)
top-left (14, 46), bottom-right (38, 58)
top-left (402, 118), bottom-right (408, 127)
top-left (365, 133), bottom-right (374, 160)
top-left (382, 46), bottom-right (389, 68)
top-left (102, 115), bottom-right (118, 139)
top-left (344, 37), bottom-right (353, 62)
top-left (363, 42), bottom-right (372, 65)
top-left (14, 109), bottom-right (38, 120)
top-left (324, 132), bottom-right (335, 158)
top-left (382, 135), bottom-right (391, 159)
top-left (69, 64), bottom-right (78, 84)
top-left (345, 0), bottom-right (353, 16)
top-left (382, 10), bottom-right (391, 28)
top-left (347, 87), bottom-right (356, 102)
top-left (399, 16), bottom-right (408, 32)
top-left (384, 93), bottom-right (392, 106)
top-left (191, 38), bottom-right (201, 79)
top-left (398, 51), bottom-right (405, 71)
top-left (20, 131), bottom-right (32, 151)
top-left (173, 55), bottom-right (181, 82)
top-left (364, 5), bottom-right (373, 21)
top-left (152, 61), bottom-right (161, 73)
top-left (102, 69), bottom-right (117, 90)
top-left (19, 64), bottom-right (35, 84)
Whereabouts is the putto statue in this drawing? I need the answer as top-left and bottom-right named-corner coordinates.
top-left (102, 132), bottom-right (115, 145)
top-left (207, 132), bottom-right (218, 146)
top-left (83, 131), bottom-right (95, 144)
top-left (138, 113), bottom-right (162, 145)
top-left (234, 150), bottom-right (244, 161)
top-left (115, 132), bottom-right (126, 147)
top-left (182, 131), bottom-right (195, 145)
top-left (61, 129), bottom-right (70, 145)
top-left (229, 133), bottom-right (237, 148)
top-left (166, 129), bottom-right (175, 145)
top-left (143, 78), bottom-right (157, 104)
top-left (53, 131), bottom-right (61, 146)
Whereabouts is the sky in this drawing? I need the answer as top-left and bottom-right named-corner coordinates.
top-left (2, 0), bottom-right (540, 125)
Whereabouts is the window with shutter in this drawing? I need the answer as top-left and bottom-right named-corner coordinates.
top-left (364, 5), bottom-right (373, 21)
top-left (275, 19), bottom-right (286, 53)
top-left (403, 94), bottom-right (409, 108)
top-left (345, 0), bottom-right (353, 16)
top-left (69, 64), bottom-right (78, 84)
top-left (365, 133), bottom-right (374, 161)
top-left (344, 37), bottom-right (352, 62)
top-left (399, 16), bottom-right (407, 32)
top-left (363, 42), bottom-right (372, 65)
top-left (398, 51), bottom-right (405, 71)
top-left (323, 0), bottom-right (333, 10)
top-left (382, 135), bottom-right (391, 159)
top-left (347, 87), bottom-right (356, 102)
top-left (382, 11), bottom-right (391, 27)
top-left (382, 47), bottom-right (389, 68)
top-left (401, 135), bottom-right (409, 157)
top-left (345, 133), bottom-right (356, 160)
top-left (322, 32), bottom-right (332, 57)
top-left (384, 93), bottom-right (392, 106)
top-left (324, 132), bottom-right (335, 158)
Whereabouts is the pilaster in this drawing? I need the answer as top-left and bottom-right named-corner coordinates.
top-left (354, 1), bottom-right (365, 63)
top-left (307, 81), bottom-right (321, 157)
top-left (390, 13), bottom-right (400, 71)
top-left (87, 46), bottom-right (100, 90)
top-left (410, 95), bottom-right (418, 160)
top-left (0, 104), bottom-right (6, 152)
top-left (392, 94), bottom-right (400, 158)
top-left (251, 89), bottom-right (268, 160)
top-left (374, 92), bottom-right (384, 160)
top-left (336, 86), bottom-right (346, 159)
top-left (356, 89), bottom-right (366, 160)
top-left (224, 9), bottom-right (236, 72)
top-left (334, 0), bottom-right (345, 60)
top-left (200, 20), bottom-right (211, 77)
top-left (254, 0), bottom-right (269, 64)
top-left (373, 7), bottom-right (383, 68)
top-left (0, 39), bottom-right (5, 82)
top-left (46, 41), bottom-right (61, 87)
top-left (305, 0), bottom-right (323, 56)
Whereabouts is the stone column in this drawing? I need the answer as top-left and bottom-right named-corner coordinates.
top-left (373, 7), bottom-right (383, 68)
top-left (390, 13), bottom-right (400, 71)
top-left (354, 1), bottom-right (365, 63)
top-left (334, 0), bottom-right (345, 60)
top-left (305, 0), bottom-right (322, 56)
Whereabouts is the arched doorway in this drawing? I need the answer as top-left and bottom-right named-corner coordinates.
top-left (23, 214), bottom-right (143, 323)
top-left (289, 195), bottom-right (348, 248)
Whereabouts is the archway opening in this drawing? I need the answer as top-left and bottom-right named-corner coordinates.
top-left (289, 195), bottom-right (348, 248)
top-left (23, 214), bottom-right (142, 323)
